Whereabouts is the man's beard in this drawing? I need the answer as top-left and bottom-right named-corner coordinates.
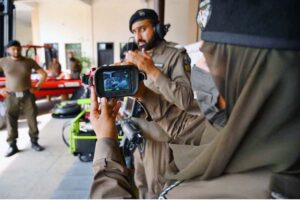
top-left (137, 35), bottom-right (159, 51)
top-left (12, 54), bottom-right (21, 59)
top-left (8, 52), bottom-right (22, 59)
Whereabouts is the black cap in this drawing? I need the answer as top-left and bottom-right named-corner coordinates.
top-left (129, 9), bottom-right (159, 32)
top-left (5, 40), bottom-right (21, 49)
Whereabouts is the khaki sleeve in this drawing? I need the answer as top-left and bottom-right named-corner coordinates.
top-left (133, 149), bottom-right (149, 199)
top-left (154, 52), bottom-right (193, 110)
top-left (131, 117), bottom-right (171, 142)
top-left (89, 138), bottom-right (136, 199)
top-left (139, 88), bottom-right (170, 121)
top-left (139, 89), bottom-right (204, 144)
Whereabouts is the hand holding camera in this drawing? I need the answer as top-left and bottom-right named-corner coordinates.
top-left (125, 50), bottom-right (161, 81)
top-left (90, 86), bottom-right (121, 140)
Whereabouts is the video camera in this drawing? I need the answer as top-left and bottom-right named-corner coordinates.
top-left (82, 65), bottom-right (146, 98)
top-left (94, 65), bottom-right (146, 98)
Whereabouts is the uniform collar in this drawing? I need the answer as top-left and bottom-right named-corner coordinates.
top-left (151, 40), bottom-right (167, 56)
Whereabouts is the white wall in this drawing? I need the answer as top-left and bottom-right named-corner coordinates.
top-left (91, 0), bottom-right (152, 65)
top-left (165, 0), bottom-right (199, 45)
top-left (32, 0), bottom-right (93, 70)
top-left (15, 18), bottom-right (32, 45)
top-left (27, 0), bottom-right (199, 70)
top-left (14, 2), bottom-right (34, 46)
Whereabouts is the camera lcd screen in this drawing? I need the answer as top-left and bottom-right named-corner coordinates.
top-left (103, 70), bottom-right (130, 92)
top-left (94, 65), bottom-right (142, 98)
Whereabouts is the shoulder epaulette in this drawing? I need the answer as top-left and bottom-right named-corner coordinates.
top-left (166, 42), bottom-right (186, 53)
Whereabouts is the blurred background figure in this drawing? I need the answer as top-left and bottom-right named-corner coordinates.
top-left (47, 57), bottom-right (62, 78)
top-left (68, 52), bottom-right (82, 80)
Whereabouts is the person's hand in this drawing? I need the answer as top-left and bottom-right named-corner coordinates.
top-left (125, 50), bottom-right (161, 81)
top-left (0, 89), bottom-right (9, 98)
top-left (217, 95), bottom-right (226, 109)
top-left (134, 81), bottom-right (147, 99)
top-left (90, 86), bottom-right (121, 140)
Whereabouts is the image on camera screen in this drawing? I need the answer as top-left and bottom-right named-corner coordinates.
top-left (103, 70), bottom-right (130, 92)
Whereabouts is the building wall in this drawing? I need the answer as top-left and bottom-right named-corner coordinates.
top-left (165, 0), bottom-right (199, 45)
top-left (15, 12), bottom-right (33, 45)
top-left (91, 0), bottom-right (151, 65)
top-left (21, 0), bottom-right (199, 70)
top-left (32, 0), bottom-right (92, 69)
top-left (14, 2), bottom-right (34, 46)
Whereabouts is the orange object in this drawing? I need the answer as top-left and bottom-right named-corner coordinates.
top-left (218, 95), bottom-right (226, 109)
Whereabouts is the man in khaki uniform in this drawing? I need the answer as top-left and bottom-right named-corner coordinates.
top-left (123, 9), bottom-right (197, 198)
top-left (0, 40), bottom-right (47, 157)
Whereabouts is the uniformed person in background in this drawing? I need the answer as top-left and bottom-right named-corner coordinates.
top-left (122, 9), bottom-right (197, 198)
top-left (47, 57), bottom-right (62, 78)
top-left (0, 40), bottom-right (47, 157)
top-left (68, 51), bottom-right (82, 80)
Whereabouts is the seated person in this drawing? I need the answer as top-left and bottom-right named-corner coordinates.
top-left (47, 57), bottom-right (62, 78)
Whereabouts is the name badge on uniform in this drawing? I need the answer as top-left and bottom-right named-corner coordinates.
top-left (15, 92), bottom-right (24, 98)
top-left (154, 63), bottom-right (164, 68)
